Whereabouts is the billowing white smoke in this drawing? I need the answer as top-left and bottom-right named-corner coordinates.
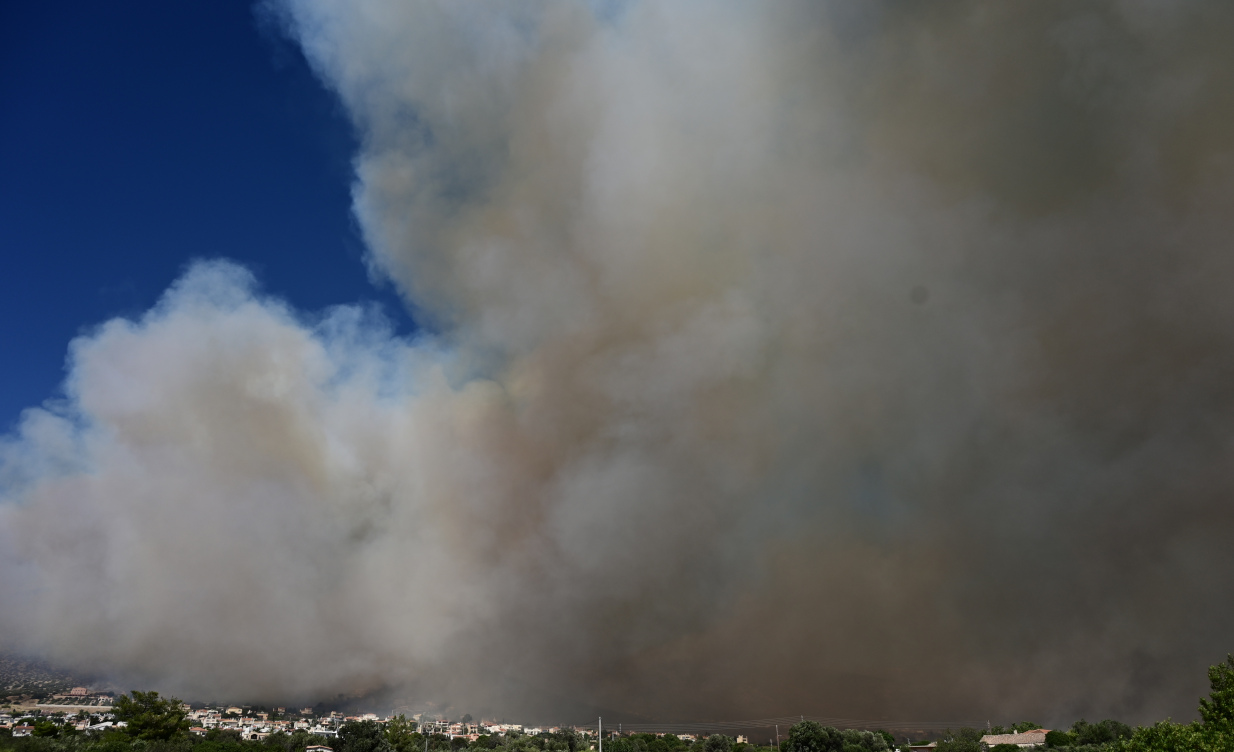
top-left (4, 0), bottom-right (1234, 725)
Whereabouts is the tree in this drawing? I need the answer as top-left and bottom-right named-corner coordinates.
top-left (1071, 718), bottom-right (1130, 745)
top-left (1198, 654), bottom-right (1234, 732)
top-left (704, 736), bottom-right (732, 752)
top-left (933, 729), bottom-right (982, 752)
top-left (782, 722), bottom-right (843, 752)
top-left (1197, 654), bottom-right (1234, 751)
top-left (838, 730), bottom-right (887, 752)
top-left (989, 746), bottom-right (1020, 752)
top-left (1043, 730), bottom-right (1071, 748)
top-left (552, 729), bottom-right (583, 752)
top-left (1122, 655), bottom-right (1234, 751)
top-left (387, 714), bottom-right (419, 752)
top-left (339, 721), bottom-right (391, 752)
top-left (32, 719), bottom-right (60, 738)
top-left (1123, 719), bottom-right (1202, 752)
top-left (629, 733), bottom-right (658, 752)
top-left (112, 690), bottom-right (191, 741)
top-left (278, 729), bottom-right (330, 752)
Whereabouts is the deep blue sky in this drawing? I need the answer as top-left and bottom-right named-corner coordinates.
top-left (0, 1), bottom-right (413, 432)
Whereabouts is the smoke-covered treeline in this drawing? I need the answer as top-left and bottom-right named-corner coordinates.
top-left (4, 654), bottom-right (1233, 751)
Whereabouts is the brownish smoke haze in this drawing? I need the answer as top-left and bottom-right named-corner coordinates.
top-left (2, 0), bottom-right (1234, 728)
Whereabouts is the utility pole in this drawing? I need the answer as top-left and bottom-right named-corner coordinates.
top-left (599, 718), bottom-right (602, 752)
top-left (775, 725), bottom-right (779, 752)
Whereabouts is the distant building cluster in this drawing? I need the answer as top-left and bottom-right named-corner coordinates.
top-left (177, 708), bottom-right (591, 744)
top-left (4, 700), bottom-right (1038, 751)
top-left (37, 688), bottom-right (116, 708)
top-left (0, 707), bottom-right (127, 736)
top-left (0, 700), bottom-right (602, 745)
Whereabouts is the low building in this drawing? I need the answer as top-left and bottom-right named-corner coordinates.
top-left (13, 726), bottom-right (35, 738)
top-left (306, 745), bottom-right (334, 752)
top-left (979, 730), bottom-right (1049, 748)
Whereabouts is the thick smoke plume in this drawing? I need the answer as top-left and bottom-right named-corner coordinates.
top-left (4, 0), bottom-right (1234, 727)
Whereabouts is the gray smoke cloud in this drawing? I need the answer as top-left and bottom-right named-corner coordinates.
top-left (3, 0), bottom-right (1234, 727)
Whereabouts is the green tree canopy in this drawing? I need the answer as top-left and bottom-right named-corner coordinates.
top-left (386, 715), bottom-right (419, 752)
top-left (427, 733), bottom-right (450, 752)
top-left (339, 721), bottom-right (391, 752)
top-left (551, 730), bottom-right (582, 752)
top-left (838, 729), bottom-right (886, 752)
top-left (782, 722), bottom-right (843, 752)
top-left (112, 690), bottom-right (190, 741)
top-left (933, 728), bottom-right (982, 752)
top-left (32, 720), bottom-right (60, 738)
top-left (1043, 730), bottom-right (1071, 748)
top-left (702, 736), bottom-right (731, 752)
top-left (1071, 718), bottom-right (1131, 745)
top-left (1121, 654), bottom-right (1234, 751)
top-left (1123, 719), bottom-right (1203, 752)
top-left (1198, 654), bottom-right (1234, 733)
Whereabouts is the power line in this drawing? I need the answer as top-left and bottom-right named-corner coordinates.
top-left (569, 715), bottom-right (985, 734)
